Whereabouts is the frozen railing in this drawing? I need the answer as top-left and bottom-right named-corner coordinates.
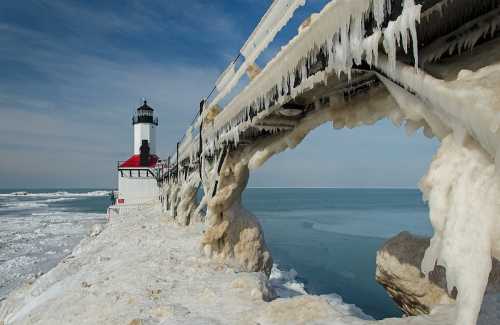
top-left (169, 0), bottom-right (310, 166)
top-left (169, 0), bottom-right (422, 175)
top-left (200, 0), bottom-right (419, 153)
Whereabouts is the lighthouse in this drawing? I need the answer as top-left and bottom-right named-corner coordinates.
top-left (133, 100), bottom-right (158, 156)
top-left (116, 100), bottom-right (161, 205)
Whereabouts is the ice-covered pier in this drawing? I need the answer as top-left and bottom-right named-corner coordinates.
top-left (155, 1), bottom-right (500, 324)
top-left (2, 1), bottom-right (500, 324)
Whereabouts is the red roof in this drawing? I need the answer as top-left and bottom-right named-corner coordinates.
top-left (119, 154), bottom-right (159, 168)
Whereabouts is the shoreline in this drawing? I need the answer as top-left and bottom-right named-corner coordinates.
top-left (0, 203), bottom-right (457, 325)
top-left (0, 190), bottom-right (110, 303)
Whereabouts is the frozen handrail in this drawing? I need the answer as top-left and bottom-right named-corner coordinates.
top-left (206, 0), bottom-right (414, 139)
top-left (172, 0), bottom-right (423, 173)
top-left (207, 0), bottom-right (307, 112)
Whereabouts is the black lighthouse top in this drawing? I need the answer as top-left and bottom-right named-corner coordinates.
top-left (133, 100), bottom-right (158, 125)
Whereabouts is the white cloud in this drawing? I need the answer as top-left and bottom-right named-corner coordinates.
top-left (0, 9), bottom-right (222, 187)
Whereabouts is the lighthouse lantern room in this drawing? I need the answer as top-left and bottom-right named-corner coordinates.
top-left (117, 100), bottom-right (161, 205)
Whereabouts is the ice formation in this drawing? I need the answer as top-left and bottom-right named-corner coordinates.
top-left (0, 191), bottom-right (110, 198)
top-left (173, 173), bottom-right (201, 226)
top-left (215, 62), bottom-right (236, 93)
top-left (370, 56), bottom-right (500, 324)
top-left (210, 0), bottom-right (306, 109)
top-left (420, 136), bottom-right (500, 325)
top-left (240, 0), bottom-right (306, 63)
top-left (200, 149), bottom-right (273, 275)
top-left (155, 1), bottom-right (500, 324)
top-left (196, 0), bottom-right (420, 157)
top-left (382, 0), bottom-right (421, 71)
top-left (0, 191), bottom-right (107, 302)
top-left (207, 59), bottom-right (500, 324)
top-left (422, 9), bottom-right (500, 63)
top-left (205, 56), bottom-right (500, 325)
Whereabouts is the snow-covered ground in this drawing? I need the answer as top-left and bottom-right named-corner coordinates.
top-left (0, 203), bottom-right (464, 325)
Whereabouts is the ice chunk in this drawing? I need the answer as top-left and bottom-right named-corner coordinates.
top-left (420, 136), bottom-right (499, 325)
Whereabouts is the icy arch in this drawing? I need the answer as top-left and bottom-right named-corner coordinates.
top-left (160, 0), bottom-right (500, 320)
top-left (196, 60), bottom-right (500, 325)
top-left (199, 86), bottom-right (399, 268)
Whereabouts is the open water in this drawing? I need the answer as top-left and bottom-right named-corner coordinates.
top-left (0, 188), bottom-right (432, 319)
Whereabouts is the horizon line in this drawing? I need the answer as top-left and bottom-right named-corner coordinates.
top-left (247, 186), bottom-right (419, 189)
top-left (0, 186), bottom-right (420, 191)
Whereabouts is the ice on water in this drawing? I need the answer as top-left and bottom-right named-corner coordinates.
top-left (0, 191), bottom-right (108, 300)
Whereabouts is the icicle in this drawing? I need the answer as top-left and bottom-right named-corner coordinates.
top-left (372, 0), bottom-right (391, 29)
top-left (382, 0), bottom-right (421, 72)
top-left (203, 0), bottom-right (422, 154)
top-left (363, 30), bottom-right (382, 66)
top-left (350, 15), bottom-right (364, 66)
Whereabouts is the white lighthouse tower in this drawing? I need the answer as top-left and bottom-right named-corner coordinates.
top-left (133, 100), bottom-right (157, 155)
top-left (116, 100), bottom-right (161, 205)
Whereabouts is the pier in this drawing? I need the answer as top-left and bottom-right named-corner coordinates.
top-left (151, 1), bottom-right (500, 324)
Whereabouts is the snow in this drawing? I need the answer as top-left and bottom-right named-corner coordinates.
top-left (0, 204), bottom-right (465, 325)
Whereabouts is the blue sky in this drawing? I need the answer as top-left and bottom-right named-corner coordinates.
top-left (0, 0), bottom-right (438, 189)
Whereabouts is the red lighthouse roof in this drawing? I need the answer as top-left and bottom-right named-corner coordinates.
top-left (119, 154), bottom-right (159, 168)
